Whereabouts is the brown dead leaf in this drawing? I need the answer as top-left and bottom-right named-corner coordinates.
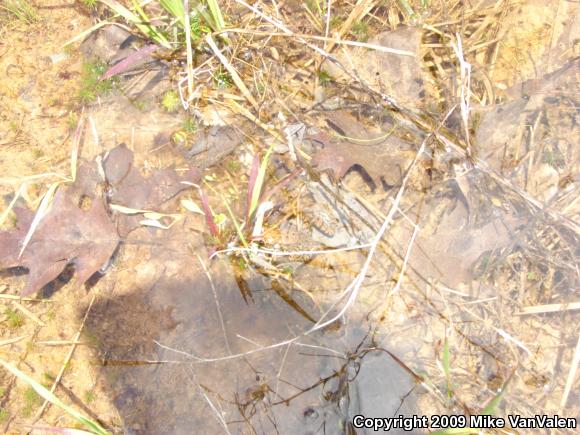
top-left (104, 143), bottom-right (198, 235)
top-left (309, 111), bottom-right (419, 188)
top-left (0, 142), bottom-right (217, 295)
top-left (0, 207), bottom-right (33, 270)
top-left (0, 190), bottom-right (119, 296)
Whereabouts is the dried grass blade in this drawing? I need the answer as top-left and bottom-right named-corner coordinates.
top-left (442, 337), bottom-right (452, 400)
top-left (181, 198), bottom-right (204, 214)
top-left (183, 0), bottom-right (194, 97)
top-left (0, 335), bottom-right (30, 347)
top-left (11, 301), bottom-right (45, 326)
top-left (246, 154), bottom-right (260, 220)
top-left (559, 335), bottom-right (580, 412)
top-left (205, 35), bottom-right (258, 111)
top-left (18, 182), bottom-right (61, 259)
top-left (327, 0), bottom-right (376, 53)
top-left (0, 358), bottom-right (109, 435)
top-left (62, 21), bottom-right (113, 47)
top-left (517, 302), bottom-right (580, 315)
top-left (70, 111), bottom-right (84, 182)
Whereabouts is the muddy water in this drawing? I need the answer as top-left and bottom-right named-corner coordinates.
top-left (84, 220), bottom-right (417, 434)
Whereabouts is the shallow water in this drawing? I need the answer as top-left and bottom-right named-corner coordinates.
top-left (83, 222), bottom-right (418, 434)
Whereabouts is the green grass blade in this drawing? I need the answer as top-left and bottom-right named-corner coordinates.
top-left (481, 372), bottom-right (513, 415)
top-left (99, 0), bottom-right (170, 48)
top-left (221, 194), bottom-right (249, 248)
top-left (397, 0), bottom-right (415, 17)
top-left (0, 358), bottom-right (109, 435)
top-left (1, 0), bottom-right (37, 23)
top-left (206, 0), bottom-right (225, 31)
top-left (249, 142), bottom-right (274, 218)
top-left (160, 0), bottom-right (186, 28)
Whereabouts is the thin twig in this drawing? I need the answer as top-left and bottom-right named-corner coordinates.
top-left (215, 28), bottom-right (415, 56)
top-left (32, 293), bottom-right (97, 422)
top-left (197, 254), bottom-right (232, 356)
top-left (559, 335), bottom-right (580, 412)
top-left (210, 243), bottom-right (373, 260)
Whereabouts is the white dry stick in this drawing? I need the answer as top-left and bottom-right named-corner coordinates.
top-left (18, 113), bottom-right (87, 257)
top-left (251, 201), bottom-right (274, 238)
top-left (0, 294), bottom-right (54, 303)
top-left (559, 335), bottom-right (580, 413)
top-left (517, 302), bottom-right (580, 315)
top-left (88, 114), bottom-right (100, 156)
top-left (309, 141), bottom-right (426, 334)
top-left (324, 0), bottom-right (332, 50)
top-left (71, 111), bottom-right (85, 181)
top-left (0, 335), bottom-right (30, 347)
top-left (0, 173), bottom-right (70, 185)
top-left (451, 33), bottom-right (472, 155)
top-left (218, 28), bottom-right (416, 57)
top-left (155, 340), bottom-right (203, 361)
top-left (188, 366), bottom-right (232, 435)
top-left (205, 34), bottom-right (259, 111)
top-left (197, 254), bottom-right (232, 356)
top-left (275, 342), bottom-right (292, 400)
top-left (235, 334), bottom-right (264, 348)
top-left (463, 307), bottom-right (532, 357)
top-left (388, 223), bottom-right (419, 297)
top-left (209, 243), bottom-right (373, 260)
top-left (18, 182), bottom-right (61, 259)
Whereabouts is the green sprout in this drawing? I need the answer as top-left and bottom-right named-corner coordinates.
top-left (182, 117), bottom-right (197, 133)
top-left (78, 60), bottom-right (117, 103)
top-left (213, 68), bottom-right (233, 89)
top-left (4, 308), bottom-right (24, 329)
top-left (161, 90), bottom-right (181, 112)
top-left (317, 70), bottom-right (333, 87)
top-left (1, 0), bottom-right (37, 24)
top-left (22, 386), bottom-right (42, 417)
top-left (0, 408), bottom-right (8, 423)
top-left (351, 20), bottom-right (369, 42)
top-left (80, 0), bottom-right (97, 7)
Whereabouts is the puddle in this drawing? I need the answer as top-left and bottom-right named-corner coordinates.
top-left (84, 222), bottom-right (418, 434)
top-left (1, 1), bottom-right (578, 433)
